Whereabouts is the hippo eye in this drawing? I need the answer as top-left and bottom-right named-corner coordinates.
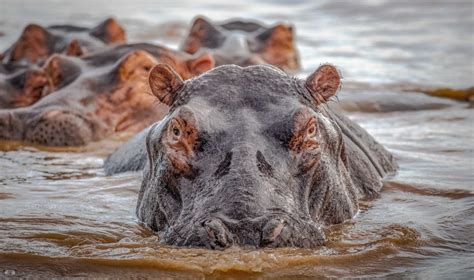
top-left (172, 126), bottom-right (181, 137)
top-left (305, 118), bottom-right (318, 140)
top-left (169, 120), bottom-right (182, 138)
top-left (307, 123), bottom-right (317, 138)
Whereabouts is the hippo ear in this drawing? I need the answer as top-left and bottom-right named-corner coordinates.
top-left (182, 16), bottom-right (221, 54)
top-left (258, 23), bottom-right (293, 43)
top-left (90, 18), bottom-right (126, 44)
top-left (10, 24), bottom-right (52, 63)
top-left (191, 16), bottom-right (215, 31)
top-left (149, 64), bottom-right (184, 106)
top-left (116, 50), bottom-right (158, 83)
top-left (43, 54), bottom-right (81, 90)
top-left (65, 39), bottom-right (85, 57)
top-left (43, 55), bottom-right (63, 91)
top-left (187, 52), bottom-right (215, 77)
top-left (305, 64), bottom-right (341, 105)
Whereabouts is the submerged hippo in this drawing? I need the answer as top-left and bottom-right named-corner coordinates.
top-left (0, 54), bottom-right (81, 108)
top-left (1, 18), bottom-right (126, 65)
top-left (0, 43), bottom-right (214, 146)
top-left (105, 63), bottom-right (397, 249)
top-left (181, 16), bottom-right (299, 72)
top-left (0, 43), bottom-right (214, 110)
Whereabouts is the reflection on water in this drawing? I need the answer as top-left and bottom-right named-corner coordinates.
top-left (0, 0), bottom-right (473, 278)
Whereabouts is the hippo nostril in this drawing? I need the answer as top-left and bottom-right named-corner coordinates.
top-left (203, 218), bottom-right (233, 250)
top-left (261, 218), bottom-right (287, 246)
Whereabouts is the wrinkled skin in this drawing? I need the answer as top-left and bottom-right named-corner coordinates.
top-left (181, 16), bottom-right (300, 72)
top-left (105, 64), bottom-right (397, 249)
top-left (1, 18), bottom-right (126, 66)
top-left (0, 43), bottom-right (214, 146)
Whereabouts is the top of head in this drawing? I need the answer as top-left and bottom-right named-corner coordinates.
top-left (148, 63), bottom-right (340, 110)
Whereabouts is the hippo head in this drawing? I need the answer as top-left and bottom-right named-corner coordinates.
top-left (181, 17), bottom-right (299, 71)
top-left (2, 18), bottom-right (126, 64)
top-left (0, 54), bottom-right (81, 108)
top-left (0, 47), bottom-right (215, 146)
top-left (137, 63), bottom-right (359, 249)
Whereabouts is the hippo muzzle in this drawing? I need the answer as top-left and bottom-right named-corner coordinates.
top-left (163, 212), bottom-right (325, 249)
top-left (139, 140), bottom-right (329, 249)
top-left (159, 153), bottom-right (325, 249)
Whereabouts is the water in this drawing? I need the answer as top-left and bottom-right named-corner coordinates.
top-left (0, 0), bottom-right (473, 278)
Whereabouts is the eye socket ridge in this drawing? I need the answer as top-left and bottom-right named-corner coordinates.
top-left (289, 116), bottom-right (320, 153)
top-left (163, 117), bottom-right (199, 177)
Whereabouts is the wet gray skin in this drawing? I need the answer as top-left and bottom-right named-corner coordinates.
top-left (105, 63), bottom-right (397, 249)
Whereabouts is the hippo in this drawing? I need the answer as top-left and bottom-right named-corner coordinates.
top-left (181, 16), bottom-right (300, 72)
top-left (0, 43), bottom-right (214, 146)
top-left (104, 63), bottom-right (397, 249)
top-left (0, 43), bottom-right (214, 110)
top-left (0, 54), bottom-right (80, 108)
top-left (1, 18), bottom-right (126, 66)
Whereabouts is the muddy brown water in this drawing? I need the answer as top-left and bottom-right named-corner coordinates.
top-left (0, 0), bottom-right (473, 278)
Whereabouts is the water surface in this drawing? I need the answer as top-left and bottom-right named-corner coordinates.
top-left (0, 0), bottom-right (473, 278)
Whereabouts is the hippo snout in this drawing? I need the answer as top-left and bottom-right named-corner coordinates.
top-left (259, 217), bottom-right (326, 248)
top-left (162, 214), bottom-right (326, 249)
top-left (0, 111), bottom-right (23, 140)
top-left (261, 218), bottom-right (287, 246)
